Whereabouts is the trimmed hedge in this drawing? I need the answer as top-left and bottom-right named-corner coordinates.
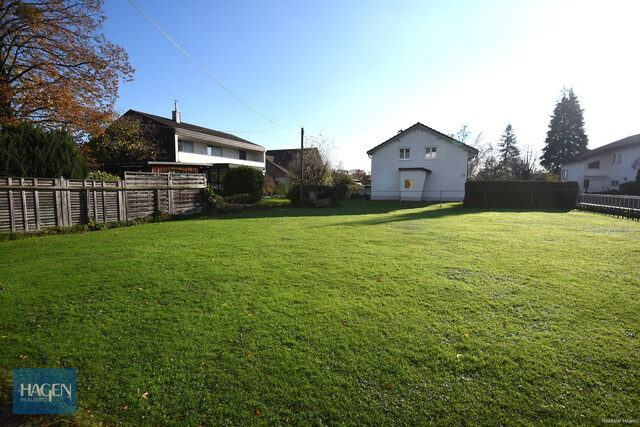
top-left (464, 181), bottom-right (579, 209)
top-left (224, 166), bottom-right (264, 202)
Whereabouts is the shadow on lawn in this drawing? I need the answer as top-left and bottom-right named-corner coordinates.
top-left (194, 199), bottom-right (573, 224)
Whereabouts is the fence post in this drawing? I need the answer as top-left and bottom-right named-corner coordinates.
top-left (530, 190), bottom-right (534, 208)
top-left (101, 181), bottom-right (107, 223)
top-left (19, 178), bottom-right (28, 231)
top-left (168, 173), bottom-right (174, 214)
top-left (7, 177), bottom-right (15, 232)
top-left (84, 180), bottom-right (91, 223)
top-left (54, 178), bottom-right (62, 227)
top-left (34, 178), bottom-right (41, 230)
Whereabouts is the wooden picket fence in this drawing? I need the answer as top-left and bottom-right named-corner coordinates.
top-left (0, 172), bottom-right (206, 232)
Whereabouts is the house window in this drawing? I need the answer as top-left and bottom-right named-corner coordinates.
top-left (239, 150), bottom-right (247, 160)
top-left (611, 180), bottom-right (620, 187)
top-left (616, 153), bottom-right (621, 164)
top-left (178, 140), bottom-right (194, 153)
top-left (404, 179), bottom-right (413, 189)
top-left (399, 148), bottom-right (410, 160)
top-left (207, 146), bottom-right (222, 156)
top-left (562, 170), bottom-right (568, 179)
top-left (424, 146), bottom-right (437, 159)
top-left (587, 160), bottom-right (600, 169)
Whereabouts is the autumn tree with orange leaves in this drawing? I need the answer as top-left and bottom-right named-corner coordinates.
top-left (0, 0), bottom-right (134, 137)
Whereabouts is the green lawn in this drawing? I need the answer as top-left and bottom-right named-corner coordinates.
top-left (0, 200), bottom-right (638, 425)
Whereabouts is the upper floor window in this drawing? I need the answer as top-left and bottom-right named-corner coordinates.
top-left (399, 147), bottom-right (410, 160)
top-left (239, 150), bottom-right (247, 160)
top-left (562, 170), bottom-right (568, 179)
top-left (207, 146), bottom-right (222, 156)
top-left (424, 146), bottom-right (437, 159)
top-left (178, 140), bottom-right (194, 153)
top-left (587, 160), bottom-right (600, 169)
top-left (611, 153), bottom-right (622, 164)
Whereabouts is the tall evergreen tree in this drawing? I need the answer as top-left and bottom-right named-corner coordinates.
top-left (0, 122), bottom-right (87, 178)
top-left (540, 88), bottom-right (589, 173)
top-left (497, 124), bottom-right (520, 174)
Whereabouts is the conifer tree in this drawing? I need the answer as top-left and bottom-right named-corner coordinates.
top-left (540, 88), bottom-right (589, 173)
top-left (497, 124), bottom-right (520, 175)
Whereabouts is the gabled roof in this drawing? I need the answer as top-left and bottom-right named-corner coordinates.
top-left (124, 110), bottom-right (265, 151)
top-left (266, 155), bottom-right (289, 175)
top-left (266, 148), bottom-right (319, 169)
top-left (563, 133), bottom-right (640, 164)
top-left (367, 122), bottom-right (479, 156)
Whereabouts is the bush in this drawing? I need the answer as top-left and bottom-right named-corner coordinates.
top-left (204, 185), bottom-right (225, 209)
top-left (287, 184), bottom-right (337, 204)
top-left (224, 166), bottom-right (264, 202)
top-left (263, 174), bottom-right (275, 196)
top-left (334, 183), bottom-right (361, 200)
top-left (0, 122), bottom-right (87, 178)
top-left (464, 181), bottom-right (579, 209)
top-left (619, 181), bottom-right (638, 196)
top-left (87, 171), bottom-right (121, 181)
top-left (223, 193), bottom-right (256, 205)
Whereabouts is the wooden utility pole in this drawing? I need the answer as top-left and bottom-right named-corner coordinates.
top-left (300, 127), bottom-right (304, 201)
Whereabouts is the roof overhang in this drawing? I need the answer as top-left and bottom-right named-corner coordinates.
top-left (367, 122), bottom-right (479, 156)
top-left (399, 167), bottom-right (432, 173)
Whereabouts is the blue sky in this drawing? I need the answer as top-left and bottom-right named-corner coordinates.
top-left (103, 0), bottom-right (640, 171)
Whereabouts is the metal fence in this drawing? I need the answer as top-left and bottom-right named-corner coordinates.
top-left (576, 193), bottom-right (640, 219)
top-left (0, 172), bottom-right (206, 232)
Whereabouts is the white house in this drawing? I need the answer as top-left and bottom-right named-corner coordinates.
top-left (560, 134), bottom-right (640, 193)
top-left (367, 123), bottom-right (478, 201)
top-left (112, 103), bottom-right (266, 190)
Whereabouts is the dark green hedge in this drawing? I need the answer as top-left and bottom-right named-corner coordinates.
top-left (223, 166), bottom-right (264, 202)
top-left (464, 181), bottom-right (579, 209)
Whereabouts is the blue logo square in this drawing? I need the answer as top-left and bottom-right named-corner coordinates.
top-left (13, 369), bottom-right (77, 414)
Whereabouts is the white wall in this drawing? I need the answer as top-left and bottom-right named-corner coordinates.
top-left (370, 128), bottom-right (471, 201)
top-left (561, 145), bottom-right (640, 192)
top-left (176, 139), bottom-right (265, 170)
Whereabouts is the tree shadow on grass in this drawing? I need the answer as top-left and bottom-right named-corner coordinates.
top-left (192, 199), bottom-right (574, 225)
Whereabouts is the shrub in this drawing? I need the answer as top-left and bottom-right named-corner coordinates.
top-left (334, 183), bottom-right (361, 200)
top-left (87, 171), bottom-right (121, 181)
top-left (0, 122), bottom-right (87, 178)
top-left (619, 181), bottom-right (638, 196)
top-left (224, 166), bottom-right (264, 202)
top-left (263, 174), bottom-right (275, 196)
top-left (223, 193), bottom-right (256, 205)
top-left (204, 185), bottom-right (225, 209)
top-left (287, 184), bottom-right (337, 204)
top-left (464, 181), bottom-right (579, 209)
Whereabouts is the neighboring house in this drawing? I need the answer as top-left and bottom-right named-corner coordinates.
top-left (366, 122), bottom-right (478, 201)
top-left (560, 134), bottom-right (640, 193)
top-left (107, 104), bottom-right (266, 190)
top-left (265, 155), bottom-right (289, 184)
top-left (264, 148), bottom-right (320, 184)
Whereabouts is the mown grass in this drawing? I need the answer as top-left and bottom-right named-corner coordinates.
top-left (0, 200), bottom-right (638, 425)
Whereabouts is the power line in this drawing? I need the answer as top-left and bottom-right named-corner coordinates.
top-left (128, 0), bottom-right (295, 131)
